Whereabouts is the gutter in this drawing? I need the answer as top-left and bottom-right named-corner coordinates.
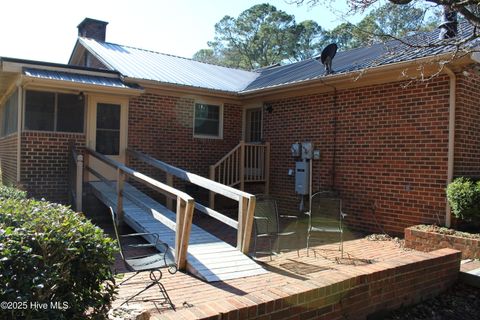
top-left (444, 66), bottom-right (456, 228)
top-left (239, 52), bottom-right (463, 97)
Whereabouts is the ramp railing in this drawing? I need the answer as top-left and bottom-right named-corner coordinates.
top-left (84, 148), bottom-right (195, 270)
top-left (127, 149), bottom-right (256, 254)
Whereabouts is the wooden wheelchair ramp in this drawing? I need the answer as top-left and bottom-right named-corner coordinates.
top-left (90, 181), bottom-right (267, 282)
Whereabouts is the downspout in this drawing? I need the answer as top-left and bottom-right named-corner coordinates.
top-left (444, 66), bottom-right (456, 228)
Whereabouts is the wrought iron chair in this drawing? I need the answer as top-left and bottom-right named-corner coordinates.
top-left (110, 207), bottom-right (177, 310)
top-left (252, 195), bottom-right (299, 258)
top-left (306, 191), bottom-right (346, 258)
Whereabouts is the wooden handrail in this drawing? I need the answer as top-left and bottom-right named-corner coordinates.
top-left (85, 147), bottom-right (195, 270)
top-left (127, 149), bottom-right (253, 201)
top-left (211, 141), bottom-right (243, 169)
top-left (87, 148), bottom-right (193, 201)
top-left (127, 148), bottom-right (256, 254)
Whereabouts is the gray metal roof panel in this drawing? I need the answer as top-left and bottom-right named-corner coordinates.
top-left (79, 38), bottom-right (259, 93)
top-left (76, 22), bottom-right (477, 94)
top-left (243, 22), bottom-right (478, 92)
top-left (23, 68), bottom-right (135, 89)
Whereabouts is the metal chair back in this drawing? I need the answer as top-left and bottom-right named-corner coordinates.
top-left (307, 191), bottom-right (344, 257)
top-left (254, 195), bottom-right (280, 236)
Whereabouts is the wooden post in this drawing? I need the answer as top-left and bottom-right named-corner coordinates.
top-left (241, 196), bottom-right (256, 254)
top-left (237, 196), bottom-right (248, 251)
top-left (75, 154), bottom-right (83, 212)
top-left (209, 165), bottom-right (215, 209)
top-left (83, 152), bottom-right (89, 183)
top-left (175, 198), bottom-right (194, 270)
top-left (116, 168), bottom-right (125, 223)
top-left (239, 141), bottom-right (245, 191)
top-left (166, 173), bottom-right (174, 210)
top-left (265, 142), bottom-right (271, 195)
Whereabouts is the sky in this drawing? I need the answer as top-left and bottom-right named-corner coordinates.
top-left (0, 0), bottom-right (363, 64)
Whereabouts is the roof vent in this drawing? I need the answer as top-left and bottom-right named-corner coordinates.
top-left (438, 6), bottom-right (458, 40)
top-left (77, 18), bottom-right (108, 42)
top-left (320, 43), bottom-right (338, 75)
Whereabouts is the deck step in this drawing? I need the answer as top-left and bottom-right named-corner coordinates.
top-left (89, 181), bottom-right (267, 282)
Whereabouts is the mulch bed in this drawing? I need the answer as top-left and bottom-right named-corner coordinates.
top-left (383, 281), bottom-right (480, 320)
top-left (412, 224), bottom-right (480, 240)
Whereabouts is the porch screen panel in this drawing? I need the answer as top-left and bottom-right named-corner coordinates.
top-left (0, 90), bottom-right (18, 137)
top-left (96, 103), bottom-right (120, 155)
top-left (25, 91), bottom-right (55, 131)
top-left (57, 94), bottom-right (84, 133)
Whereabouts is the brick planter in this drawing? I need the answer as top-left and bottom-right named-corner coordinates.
top-left (405, 225), bottom-right (480, 259)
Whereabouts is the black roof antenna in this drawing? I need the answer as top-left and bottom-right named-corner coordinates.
top-left (320, 43), bottom-right (338, 75)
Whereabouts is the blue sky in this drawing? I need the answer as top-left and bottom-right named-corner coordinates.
top-left (0, 0), bottom-right (366, 64)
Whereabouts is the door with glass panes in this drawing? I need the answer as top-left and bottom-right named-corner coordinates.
top-left (245, 107), bottom-right (262, 143)
top-left (86, 96), bottom-right (128, 181)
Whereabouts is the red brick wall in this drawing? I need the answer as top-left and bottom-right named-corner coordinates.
top-left (454, 68), bottom-right (480, 178)
top-left (128, 93), bottom-right (243, 180)
top-left (0, 133), bottom-right (18, 185)
top-left (405, 226), bottom-right (480, 259)
top-left (20, 132), bottom-right (85, 204)
top-left (264, 77), bottom-right (451, 235)
top-left (168, 248), bottom-right (460, 320)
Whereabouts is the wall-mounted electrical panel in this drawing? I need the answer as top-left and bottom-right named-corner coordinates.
top-left (295, 161), bottom-right (310, 195)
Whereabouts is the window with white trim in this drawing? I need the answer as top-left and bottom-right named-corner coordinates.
top-left (193, 103), bottom-right (222, 138)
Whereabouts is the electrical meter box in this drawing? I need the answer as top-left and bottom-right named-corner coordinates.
top-left (301, 142), bottom-right (313, 160)
top-left (295, 161), bottom-right (310, 195)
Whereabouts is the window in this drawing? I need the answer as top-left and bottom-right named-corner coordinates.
top-left (194, 103), bottom-right (222, 138)
top-left (0, 90), bottom-right (18, 137)
top-left (96, 103), bottom-right (120, 155)
top-left (24, 90), bottom-right (84, 133)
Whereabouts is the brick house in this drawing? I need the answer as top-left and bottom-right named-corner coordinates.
top-left (0, 18), bottom-right (479, 235)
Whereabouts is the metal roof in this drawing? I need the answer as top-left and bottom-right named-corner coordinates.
top-left (76, 22), bottom-right (477, 94)
top-left (23, 68), bottom-right (136, 89)
top-left (79, 38), bottom-right (259, 93)
top-left (243, 22), bottom-right (478, 92)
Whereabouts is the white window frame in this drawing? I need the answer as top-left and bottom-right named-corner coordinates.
top-left (193, 101), bottom-right (224, 139)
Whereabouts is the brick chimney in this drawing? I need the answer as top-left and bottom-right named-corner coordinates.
top-left (77, 18), bottom-right (108, 41)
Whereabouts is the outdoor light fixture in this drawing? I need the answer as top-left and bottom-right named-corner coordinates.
top-left (78, 92), bottom-right (85, 101)
top-left (264, 103), bottom-right (273, 113)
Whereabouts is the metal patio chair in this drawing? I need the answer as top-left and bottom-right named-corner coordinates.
top-left (306, 191), bottom-right (346, 258)
top-left (252, 195), bottom-right (299, 258)
top-left (110, 207), bottom-right (177, 310)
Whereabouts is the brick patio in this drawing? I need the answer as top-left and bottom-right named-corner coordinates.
top-left (107, 220), bottom-right (461, 320)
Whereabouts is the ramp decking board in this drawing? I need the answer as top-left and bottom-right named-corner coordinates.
top-left (89, 181), bottom-right (267, 282)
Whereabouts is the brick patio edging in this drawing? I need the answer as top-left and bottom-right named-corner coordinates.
top-left (405, 226), bottom-right (480, 259)
top-left (156, 248), bottom-right (460, 320)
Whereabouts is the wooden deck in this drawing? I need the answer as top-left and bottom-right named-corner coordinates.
top-left (89, 181), bottom-right (267, 282)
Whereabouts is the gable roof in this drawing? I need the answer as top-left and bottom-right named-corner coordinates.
top-left (77, 38), bottom-right (259, 93)
top-left (74, 22), bottom-right (478, 95)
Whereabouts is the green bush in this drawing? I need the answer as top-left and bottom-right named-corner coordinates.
top-left (446, 177), bottom-right (480, 221)
top-left (0, 185), bottom-right (27, 200)
top-left (0, 198), bottom-right (117, 319)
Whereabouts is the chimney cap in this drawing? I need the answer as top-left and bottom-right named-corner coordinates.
top-left (77, 17), bottom-right (108, 29)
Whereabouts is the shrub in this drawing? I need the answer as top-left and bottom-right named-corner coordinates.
top-left (446, 177), bottom-right (480, 221)
top-left (0, 198), bottom-right (117, 319)
top-left (0, 185), bottom-right (27, 200)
